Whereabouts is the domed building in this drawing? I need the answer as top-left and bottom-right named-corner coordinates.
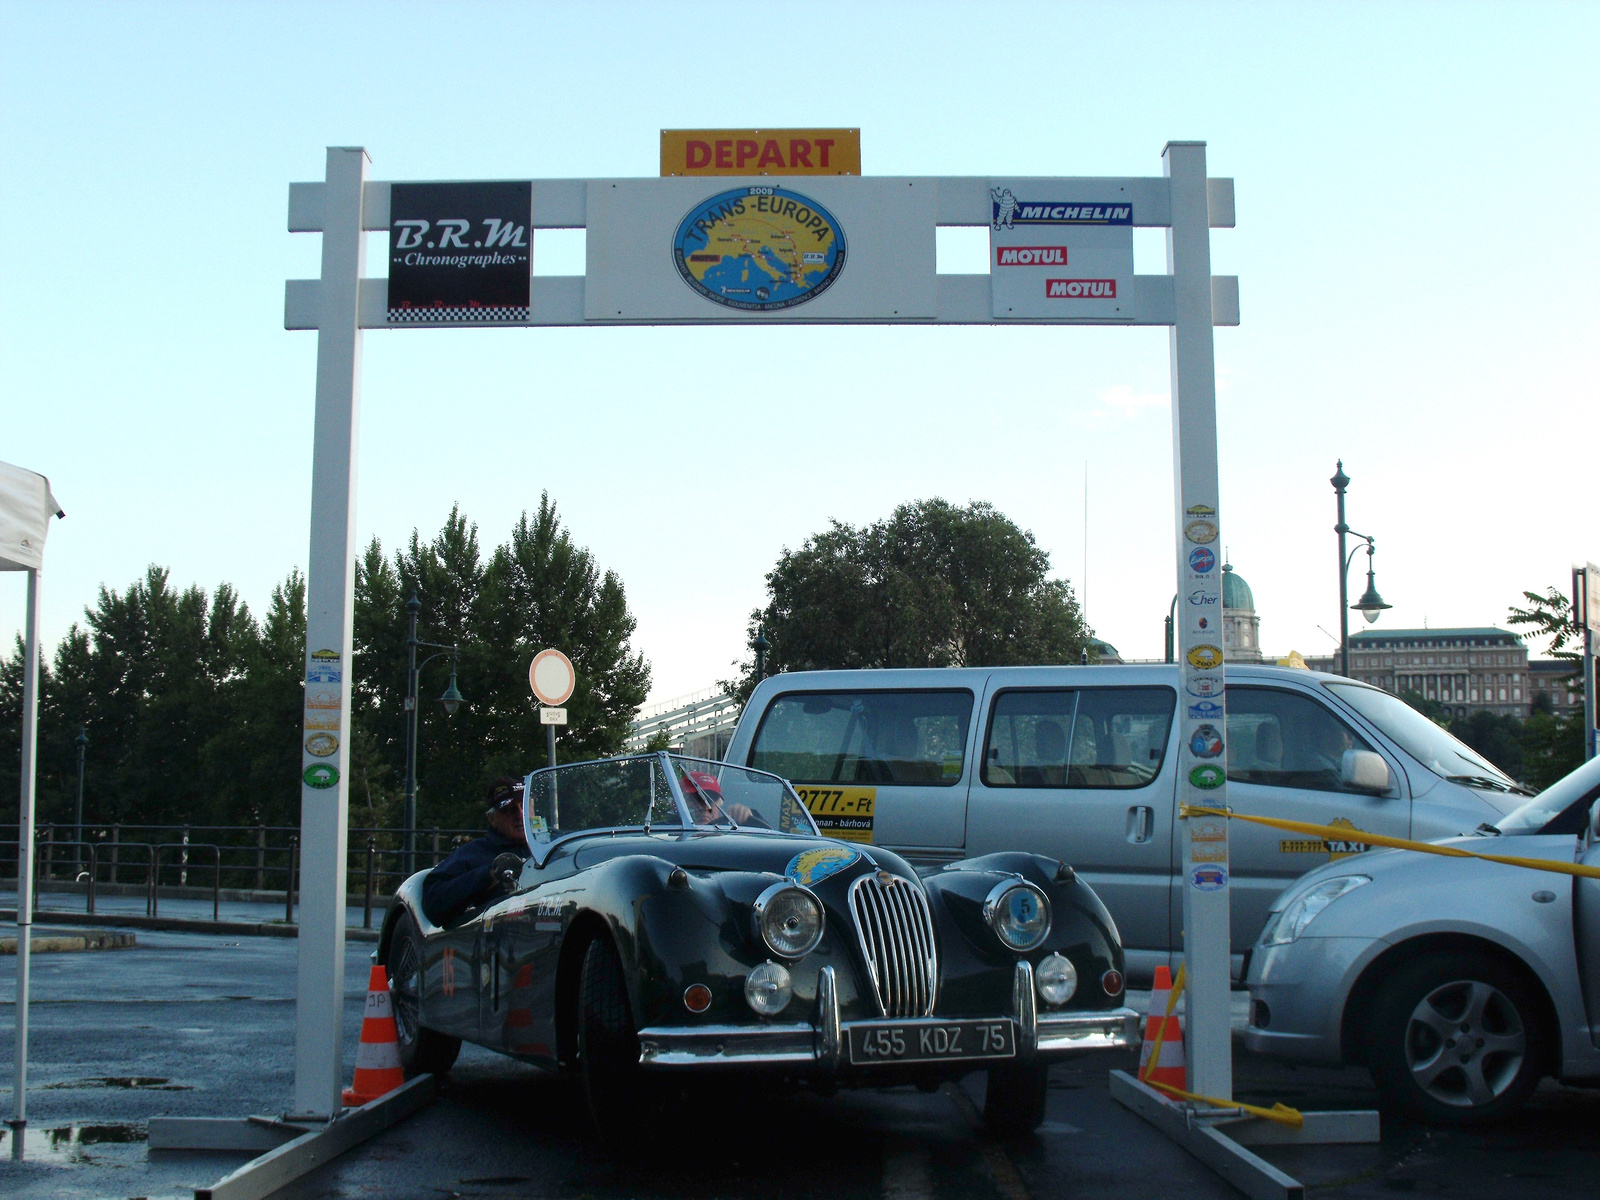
top-left (1221, 559), bottom-right (1263, 662)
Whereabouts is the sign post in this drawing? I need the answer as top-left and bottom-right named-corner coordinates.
top-left (529, 648), bottom-right (576, 769)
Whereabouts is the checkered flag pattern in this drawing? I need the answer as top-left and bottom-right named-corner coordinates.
top-left (388, 305), bottom-right (530, 324)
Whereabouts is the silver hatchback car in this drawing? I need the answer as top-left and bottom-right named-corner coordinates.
top-left (1244, 753), bottom-right (1600, 1125)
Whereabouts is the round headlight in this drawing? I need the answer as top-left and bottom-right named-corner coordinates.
top-left (983, 881), bottom-right (1051, 952)
top-left (744, 961), bottom-right (793, 1015)
top-left (1035, 953), bottom-right (1078, 1006)
top-left (752, 882), bottom-right (824, 959)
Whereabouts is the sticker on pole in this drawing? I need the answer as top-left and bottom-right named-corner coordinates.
top-left (1190, 864), bottom-right (1229, 891)
top-left (529, 649), bottom-right (576, 706)
top-left (303, 763), bottom-right (339, 790)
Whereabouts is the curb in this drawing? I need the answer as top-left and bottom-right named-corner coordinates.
top-left (0, 908), bottom-right (381, 942)
top-left (0, 928), bottom-right (138, 954)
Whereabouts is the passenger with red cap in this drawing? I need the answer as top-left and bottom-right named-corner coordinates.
top-left (680, 770), bottom-right (768, 828)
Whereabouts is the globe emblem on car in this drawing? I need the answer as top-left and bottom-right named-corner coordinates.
top-left (673, 186), bottom-right (847, 312)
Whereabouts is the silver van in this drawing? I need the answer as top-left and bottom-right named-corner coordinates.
top-left (722, 664), bottom-right (1530, 984)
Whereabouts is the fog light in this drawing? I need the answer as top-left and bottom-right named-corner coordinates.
top-left (1251, 998), bottom-right (1271, 1029)
top-left (744, 961), bottom-right (792, 1016)
top-left (1101, 969), bottom-right (1124, 996)
top-left (683, 983), bottom-right (712, 1013)
top-left (1035, 953), bottom-right (1077, 1006)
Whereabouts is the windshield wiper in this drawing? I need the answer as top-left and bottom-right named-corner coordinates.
top-left (1473, 822), bottom-right (1502, 837)
top-left (1447, 773), bottom-right (1524, 795)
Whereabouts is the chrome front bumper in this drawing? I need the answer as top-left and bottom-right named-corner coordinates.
top-left (637, 962), bottom-right (1141, 1070)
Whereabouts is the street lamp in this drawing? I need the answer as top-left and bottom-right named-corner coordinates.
top-left (403, 592), bottom-right (467, 875)
top-left (752, 625), bottom-right (770, 682)
top-left (1331, 461), bottom-right (1392, 677)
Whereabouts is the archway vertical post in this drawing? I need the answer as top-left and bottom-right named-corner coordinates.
top-left (1165, 140), bottom-right (1232, 1103)
top-left (294, 145), bottom-right (369, 1117)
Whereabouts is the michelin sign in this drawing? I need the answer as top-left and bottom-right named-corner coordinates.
top-left (988, 179), bottom-right (1134, 321)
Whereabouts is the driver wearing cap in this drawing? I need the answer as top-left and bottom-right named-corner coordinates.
top-left (421, 776), bottom-right (530, 926)
top-left (680, 770), bottom-right (768, 829)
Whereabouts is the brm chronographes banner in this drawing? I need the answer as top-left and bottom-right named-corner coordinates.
top-left (388, 182), bottom-right (532, 323)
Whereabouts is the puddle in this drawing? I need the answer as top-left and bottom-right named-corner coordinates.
top-left (0, 1122), bottom-right (146, 1164)
top-left (43, 1076), bottom-right (192, 1091)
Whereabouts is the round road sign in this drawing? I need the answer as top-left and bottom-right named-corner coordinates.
top-left (529, 648), bottom-right (575, 706)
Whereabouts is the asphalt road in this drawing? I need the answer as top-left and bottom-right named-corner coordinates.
top-left (3, 926), bottom-right (1599, 1199)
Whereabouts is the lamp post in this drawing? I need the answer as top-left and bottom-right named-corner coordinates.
top-left (73, 726), bottom-right (87, 871)
top-left (1332, 462), bottom-right (1392, 676)
top-left (752, 625), bottom-right (770, 683)
top-left (402, 592), bottom-right (467, 876)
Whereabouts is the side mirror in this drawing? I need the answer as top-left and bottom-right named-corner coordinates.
top-left (491, 852), bottom-right (524, 895)
top-left (1341, 749), bottom-right (1390, 793)
top-left (1589, 799), bottom-right (1600, 839)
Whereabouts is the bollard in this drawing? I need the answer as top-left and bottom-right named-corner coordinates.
top-left (43, 824), bottom-right (54, 881)
top-left (148, 844), bottom-right (159, 917)
top-left (87, 843), bottom-right (98, 915)
top-left (363, 837), bottom-right (375, 929)
top-left (255, 824), bottom-right (266, 892)
top-left (286, 836), bottom-right (299, 924)
top-left (212, 844), bottom-right (222, 922)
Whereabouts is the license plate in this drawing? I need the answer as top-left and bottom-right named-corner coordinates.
top-left (847, 1019), bottom-right (1015, 1065)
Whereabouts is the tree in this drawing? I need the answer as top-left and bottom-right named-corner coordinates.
top-left (725, 499), bottom-right (1090, 702)
top-left (353, 497), bottom-right (650, 831)
top-left (1507, 583), bottom-right (1585, 788)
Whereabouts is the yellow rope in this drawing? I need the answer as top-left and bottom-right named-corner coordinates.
top-left (1178, 805), bottom-right (1600, 880)
top-left (1137, 958), bottom-right (1304, 1128)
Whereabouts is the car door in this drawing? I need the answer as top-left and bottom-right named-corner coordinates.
top-left (1213, 684), bottom-right (1410, 953)
top-left (964, 683), bottom-right (1178, 956)
top-left (430, 914), bottom-right (481, 1038)
top-left (1576, 807), bottom-right (1600, 1050)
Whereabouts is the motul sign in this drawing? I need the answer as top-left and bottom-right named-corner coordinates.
top-left (1047, 278), bottom-right (1117, 298)
top-left (995, 246), bottom-right (1068, 266)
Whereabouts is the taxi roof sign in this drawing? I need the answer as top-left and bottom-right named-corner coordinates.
top-left (661, 129), bottom-right (860, 177)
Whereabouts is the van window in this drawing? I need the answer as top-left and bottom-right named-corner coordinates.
top-left (1225, 687), bottom-right (1379, 792)
top-left (983, 688), bottom-right (1174, 789)
top-left (748, 690), bottom-right (973, 786)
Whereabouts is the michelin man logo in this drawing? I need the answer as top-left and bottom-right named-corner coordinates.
top-left (991, 187), bottom-right (1018, 231)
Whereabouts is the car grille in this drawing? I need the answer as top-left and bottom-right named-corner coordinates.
top-left (848, 872), bottom-right (938, 1017)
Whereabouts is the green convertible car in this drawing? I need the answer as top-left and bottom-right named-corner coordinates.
top-left (378, 753), bottom-right (1139, 1136)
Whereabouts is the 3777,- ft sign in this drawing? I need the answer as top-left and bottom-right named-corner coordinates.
top-left (388, 181), bottom-right (531, 323)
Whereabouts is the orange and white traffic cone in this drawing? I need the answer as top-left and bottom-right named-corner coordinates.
top-left (342, 964), bottom-right (406, 1106)
top-left (1137, 965), bottom-right (1187, 1094)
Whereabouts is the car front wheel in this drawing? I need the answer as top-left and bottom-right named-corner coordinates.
top-left (1366, 950), bottom-right (1544, 1127)
top-left (577, 936), bottom-right (646, 1143)
top-left (983, 1059), bottom-right (1050, 1135)
top-left (387, 910), bottom-right (461, 1077)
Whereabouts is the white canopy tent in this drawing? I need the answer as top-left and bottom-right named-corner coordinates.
top-left (2, 460), bottom-right (63, 1142)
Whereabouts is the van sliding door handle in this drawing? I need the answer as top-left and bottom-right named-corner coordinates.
top-left (1126, 805), bottom-right (1154, 844)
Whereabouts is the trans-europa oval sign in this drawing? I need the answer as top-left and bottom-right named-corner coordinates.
top-left (673, 186), bottom-right (846, 312)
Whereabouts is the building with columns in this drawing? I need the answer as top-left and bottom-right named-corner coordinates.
top-left (1345, 627), bottom-right (1529, 719)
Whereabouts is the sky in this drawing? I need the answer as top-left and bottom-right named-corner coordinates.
top-left (2, 0), bottom-right (1596, 709)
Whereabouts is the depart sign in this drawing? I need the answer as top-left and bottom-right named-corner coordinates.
top-left (661, 128), bottom-right (860, 176)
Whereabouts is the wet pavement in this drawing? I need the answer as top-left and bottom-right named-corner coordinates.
top-left (3, 925), bottom-right (1598, 1199)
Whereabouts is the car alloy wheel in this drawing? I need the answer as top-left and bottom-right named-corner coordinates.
top-left (1403, 979), bottom-right (1526, 1109)
top-left (1367, 950), bottom-right (1543, 1127)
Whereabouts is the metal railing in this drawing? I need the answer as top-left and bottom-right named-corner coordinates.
top-left (1, 821), bottom-right (482, 930)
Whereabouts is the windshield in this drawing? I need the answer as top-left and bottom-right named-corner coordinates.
top-left (1491, 755), bottom-right (1600, 836)
top-left (523, 753), bottom-right (818, 848)
top-left (1324, 682), bottom-right (1517, 788)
